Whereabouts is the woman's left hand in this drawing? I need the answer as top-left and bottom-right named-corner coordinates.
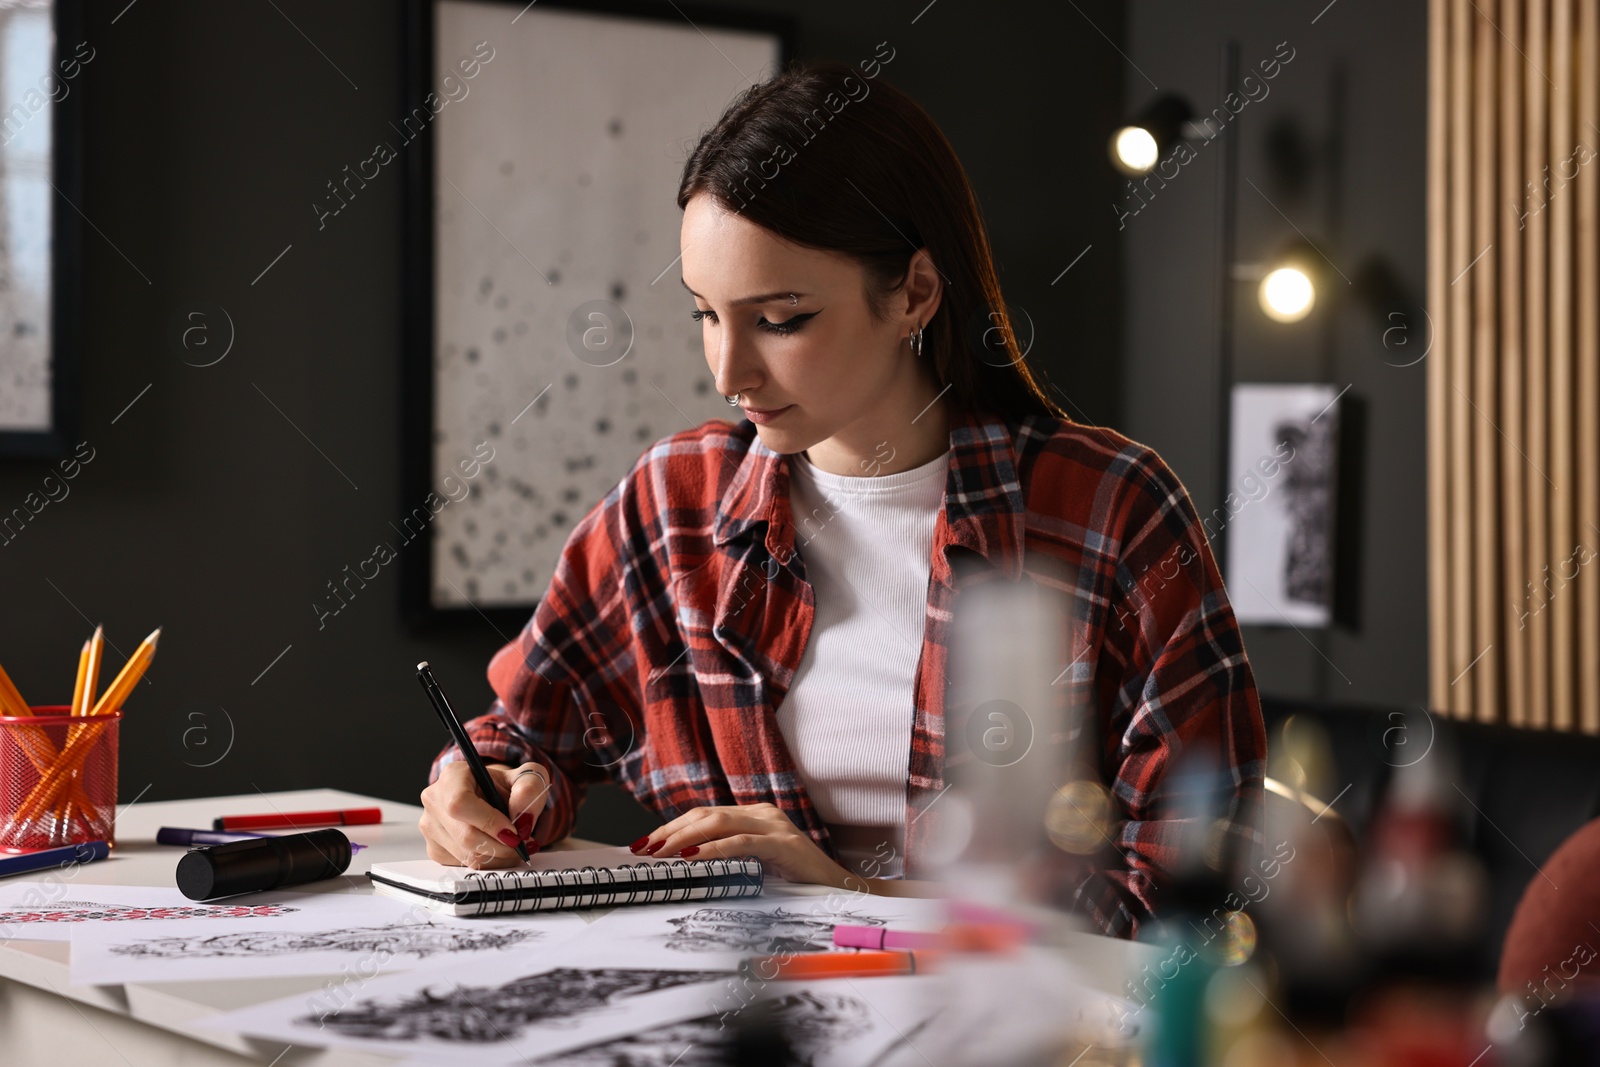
top-left (630, 803), bottom-right (863, 891)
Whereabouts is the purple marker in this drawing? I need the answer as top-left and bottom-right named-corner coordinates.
top-left (157, 826), bottom-right (366, 852)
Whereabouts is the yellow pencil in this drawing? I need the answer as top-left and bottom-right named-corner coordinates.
top-left (0, 660), bottom-right (29, 718)
top-left (20, 629), bottom-right (153, 827)
top-left (63, 626), bottom-right (106, 776)
top-left (89, 628), bottom-right (160, 717)
top-left (70, 640), bottom-right (91, 717)
top-left (2, 649), bottom-right (65, 828)
top-left (56, 636), bottom-right (100, 826)
top-left (78, 626), bottom-right (104, 717)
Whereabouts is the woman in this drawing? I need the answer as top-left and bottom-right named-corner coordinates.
top-left (420, 59), bottom-right (1266, 937)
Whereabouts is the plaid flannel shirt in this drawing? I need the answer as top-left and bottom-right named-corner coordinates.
top-left (431, 404), bottom-right (1266, 937)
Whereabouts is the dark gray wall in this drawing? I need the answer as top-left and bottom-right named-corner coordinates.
top-left (0, 0), bottom-right (1124, 841)
top-left (1121, 1), bottom-right (1429, 708)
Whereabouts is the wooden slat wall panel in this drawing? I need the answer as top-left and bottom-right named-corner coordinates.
top-left (1550, 0), bottom-right (1574, 732)
top-left (1429, 0), bottom-right (1452, 711)
top-left (1472, 0), bottom-right (1500, 725)
top-left (1501, 0), bottom-right (1528, 727)
top-left (1449, 0), bottom-right (1475, 718)
top-left (1429, 0), bottom-right (1599, 734)
top-left (1525, 0), bottom-right (1551, 729)
top-left (1579, 0), bottom-right (1600, 734)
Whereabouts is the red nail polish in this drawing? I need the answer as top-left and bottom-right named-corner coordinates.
top-left (677, 845), bottom-right (700, 858)
top-left (528, 839), bottom-right (541, 855)
top-left (644, 839), bottom-right (665, 854)
top-left (515, 813), bottom-right (533, 837)
top-left (496, 830), bottom-right (520, 848)
top-left (629, 836), bottom-right (650, 853)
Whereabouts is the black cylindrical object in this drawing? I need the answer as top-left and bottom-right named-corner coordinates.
top-left (176, 828), bottom-right (352, 900)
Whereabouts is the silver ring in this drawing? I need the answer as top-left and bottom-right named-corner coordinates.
top-left (513, 768), bottom-right (548, 786)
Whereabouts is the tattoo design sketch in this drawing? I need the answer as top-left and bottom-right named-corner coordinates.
top-left (558, 989), bottom-right (874, 1067)
top-left (663, 906), bottom-right (890, 954)
top-left (0, 901), bottom-right (298, 925)
top-left (296, 967), bottom-right (724, 1043)
top-left (1275, 416), bottom-right (1336, 608)
top-left (108, 921), bottom-right (539, 961)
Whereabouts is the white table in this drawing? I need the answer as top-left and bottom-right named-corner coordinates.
top-left (0, 788), bottom-right (1151, 1066)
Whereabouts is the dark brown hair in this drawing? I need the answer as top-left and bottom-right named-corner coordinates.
top-left (676, 58), bottom-right (1067, 423)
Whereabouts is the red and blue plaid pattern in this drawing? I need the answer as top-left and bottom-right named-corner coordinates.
top-left (432, 405), bottom-right (1266, 938)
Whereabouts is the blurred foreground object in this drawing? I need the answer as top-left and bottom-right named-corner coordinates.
top-left (1496, 816), bottom-right (1600, 999)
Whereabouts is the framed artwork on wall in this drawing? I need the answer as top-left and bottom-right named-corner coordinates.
top-left (400, 0), bottom-right (792, 630)
top-left (1224, 382), bottom-right (1343, 628)
top-left (0, 0), bottom-right (84, 458)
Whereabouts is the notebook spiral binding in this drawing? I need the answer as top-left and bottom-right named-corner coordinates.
top-left (462, 856), bottom-right (762, 915)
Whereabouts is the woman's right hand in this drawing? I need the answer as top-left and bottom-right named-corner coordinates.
top-left (419, 759), bottom-right (550, 868)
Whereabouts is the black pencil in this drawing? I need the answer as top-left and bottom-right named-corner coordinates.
top-left (415, 660), bottom-right (530, 864)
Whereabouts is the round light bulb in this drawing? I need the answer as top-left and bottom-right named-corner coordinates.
top-left (1259, 267), bottom-right (1315, 322)
top-left (1110, 126), bottom-right (1160, 174)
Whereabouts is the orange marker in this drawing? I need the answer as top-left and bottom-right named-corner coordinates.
top-left (946, 922), bottom-right (1028, 953)
top-left (740, 949), bottom-right (943, 980)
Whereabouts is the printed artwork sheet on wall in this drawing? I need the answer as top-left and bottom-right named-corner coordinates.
top-left (429, 2), bottom-right (780, 609)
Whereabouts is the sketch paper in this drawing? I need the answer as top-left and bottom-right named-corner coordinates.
top-left (69, 899), bottom-right (587, 985)
top-left (500, 975), bottom-right (939, 1067)
top-left (196, 890), bottom-right (951, 1064)
top-left (891, 948), bottom-right (1142, 1065)
top-left (199, 942), bottom-right (737, 1066)
top-left (566, 890), bottom-right (951, 969)
top-left (0, 882), bottom-right (337, 944)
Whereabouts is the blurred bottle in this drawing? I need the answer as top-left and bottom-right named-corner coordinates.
top-left (1349, 714), bottom-right (1487, 978)
top-left (1341, 712), bottom-right (1493, 1066)
top-left (935, 575), bottom-right (1071, 902)
top-left (1137, 745), bottom-right (1252, 1067)
top-left (1253, 715), bottom-right (1363, 1029)
top-left (928, 575), bottom-right (1082, 1066)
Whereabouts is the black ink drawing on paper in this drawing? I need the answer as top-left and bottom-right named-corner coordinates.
top-left (663, 906), bottom-right (891, 954)
top-left (557, 989), bottom-right (874, 1067)
top-left (296, 967), bottom-right (724, 1042)
top-left (0, 901), bottom-right (300, 926)
top-left (108, 921), bottom-right (539, 961)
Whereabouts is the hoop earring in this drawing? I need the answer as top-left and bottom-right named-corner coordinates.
top-left (909, 324), bottom-right (925, 358)
top-left (724, 392), bottom-right (742, 406)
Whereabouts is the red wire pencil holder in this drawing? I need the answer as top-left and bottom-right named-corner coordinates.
top-left (0, 705), bottom-right (120, 853)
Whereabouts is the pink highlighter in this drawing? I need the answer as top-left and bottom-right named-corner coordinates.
top-left (832, 924), bottom-right (944, 951)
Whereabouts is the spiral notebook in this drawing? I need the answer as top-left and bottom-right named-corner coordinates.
top-left (366, 846), bottom-right (765, 916)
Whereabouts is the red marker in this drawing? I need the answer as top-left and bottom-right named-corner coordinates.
top-left (212, 807), bottom-right (381, 832)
